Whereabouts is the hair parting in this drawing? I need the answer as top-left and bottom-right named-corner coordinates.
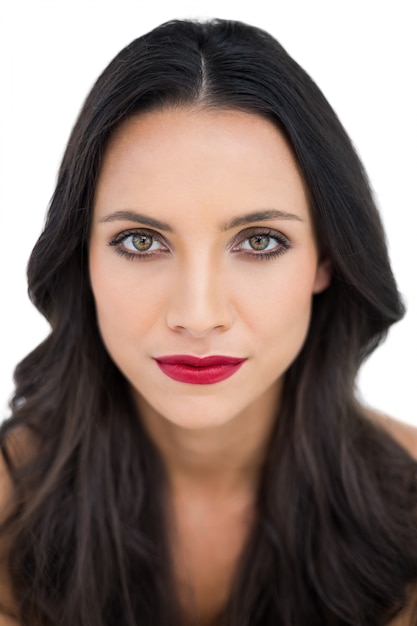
top-left (1, 18), bottom-right (416, 625)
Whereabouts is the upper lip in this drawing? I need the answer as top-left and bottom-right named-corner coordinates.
top-left (155, 355), bottom-right (246, 367)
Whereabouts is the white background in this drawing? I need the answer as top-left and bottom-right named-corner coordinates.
top-left (0, 0), bottom-right (416, 424)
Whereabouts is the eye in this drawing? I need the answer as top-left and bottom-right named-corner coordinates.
top-left (109, 229), bottom-right (168, 258)
top-left (240, 234), bottom-right (277, 252)
top-left (124, 233), bottom-right (164, 252)
top-left (232, 228), bottom-right (291, 260)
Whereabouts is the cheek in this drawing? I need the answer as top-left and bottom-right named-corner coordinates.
top-left (261, 287), bottom-right (312, 342)
top-left (264, 293), bottom-right (313, 375)
top-left (237, 258), bottom-right (317, 331)
top-left (89, 250), bottom-right (163, 342)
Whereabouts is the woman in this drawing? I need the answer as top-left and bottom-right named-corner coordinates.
top-left (1, 18), bottom-right (416, 626)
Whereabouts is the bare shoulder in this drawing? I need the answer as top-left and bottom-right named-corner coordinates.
top-left (363, 407), bottom-right (417, 461)
top-left (0, 455), bottom-right (19, 624)
top-left (386, 593), bottom-right (417, 626)
top-left (0, 428), bottom-right (35, 626)
top-left (0, 448), bottom-right (14, 524)
top-left (0, 425), bottom-right (37, 514)
top-left (0, 424), bottom-right (39, 529)
top-left (0, 611), bottom-right (19, 626)
top-left (364, 410), bottom-right (417, 625)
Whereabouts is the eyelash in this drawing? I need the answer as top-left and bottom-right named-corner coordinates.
top-left (108, 227), bottom-right (292, 261)
top-left (109, 228), bottom-right (170, 260)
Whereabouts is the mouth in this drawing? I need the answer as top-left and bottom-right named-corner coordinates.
top-left (154, 355), bottom-right (247, 385)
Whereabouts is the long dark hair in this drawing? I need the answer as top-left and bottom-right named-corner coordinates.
top-left (1, 18), bottom-right (416, 626)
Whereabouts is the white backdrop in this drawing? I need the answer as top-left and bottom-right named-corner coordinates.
top-left (1, 0), bottom-right (416, 424)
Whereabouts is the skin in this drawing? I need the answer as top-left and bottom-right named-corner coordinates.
top-left (89, 106), bottom-right (331, 487)
top-left (0, 107), bottom-right (415, 624)
top-left (89, 106), bottom-right (331, 619)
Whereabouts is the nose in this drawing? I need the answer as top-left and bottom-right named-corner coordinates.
top-left (165, 256), bottom-right (234, 338)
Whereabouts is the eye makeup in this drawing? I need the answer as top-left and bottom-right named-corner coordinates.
top-left (108, 225), bottom-right (292, 262)
top-left (230, 226), bottom-right (291, 261)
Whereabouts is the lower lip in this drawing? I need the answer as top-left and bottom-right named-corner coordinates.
top-left (155, 361), bottom-right (245, 384)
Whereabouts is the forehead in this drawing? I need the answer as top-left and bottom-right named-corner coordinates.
top-left (93, 107), bottom-right (311, 224)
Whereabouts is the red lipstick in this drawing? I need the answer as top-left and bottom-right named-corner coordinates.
top-left (155, 355), bottom-right (246, 385)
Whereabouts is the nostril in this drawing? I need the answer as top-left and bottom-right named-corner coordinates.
top-left (165, 266), bottom-right (234, 336)
top-left (165, 300), bottom-right (234, 337)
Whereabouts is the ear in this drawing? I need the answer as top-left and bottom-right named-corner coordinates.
top-left (312, 257), bottom-right (332, 294)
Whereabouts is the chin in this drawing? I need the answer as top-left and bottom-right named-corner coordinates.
top-left (134, 390), bottom-right (246, 432)
top-left (167, 418), bottom-right (228, 431)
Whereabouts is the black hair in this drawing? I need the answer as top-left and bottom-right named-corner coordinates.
top-left (1, 18), bottom-right (416, 626)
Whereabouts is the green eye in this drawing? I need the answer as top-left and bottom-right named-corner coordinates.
top-left (109, 229), bottom-right (167, 258)
top-left (131, 234), bottom-right (154, 251)
top-left (234, 228), bottom-right (291, 260)
top-left (248, 235), bottom-right (271, 251)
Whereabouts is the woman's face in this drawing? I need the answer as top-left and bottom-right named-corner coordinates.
top-left (89, 107), bottom-right (330, 430)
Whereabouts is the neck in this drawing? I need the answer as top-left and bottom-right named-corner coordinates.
top-left (134, 385), bottom-right (280, 499)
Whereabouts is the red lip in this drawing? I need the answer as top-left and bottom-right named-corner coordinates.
top-left (155, 355), bottom-right (246, 385)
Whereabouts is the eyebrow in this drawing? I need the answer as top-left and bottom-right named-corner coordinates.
top-left (98, 208), bottom-right (303, 231)
top-left (98, 210), bottom-right (173, 232)
top-left (221, 209), bottom-right (303, 230)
